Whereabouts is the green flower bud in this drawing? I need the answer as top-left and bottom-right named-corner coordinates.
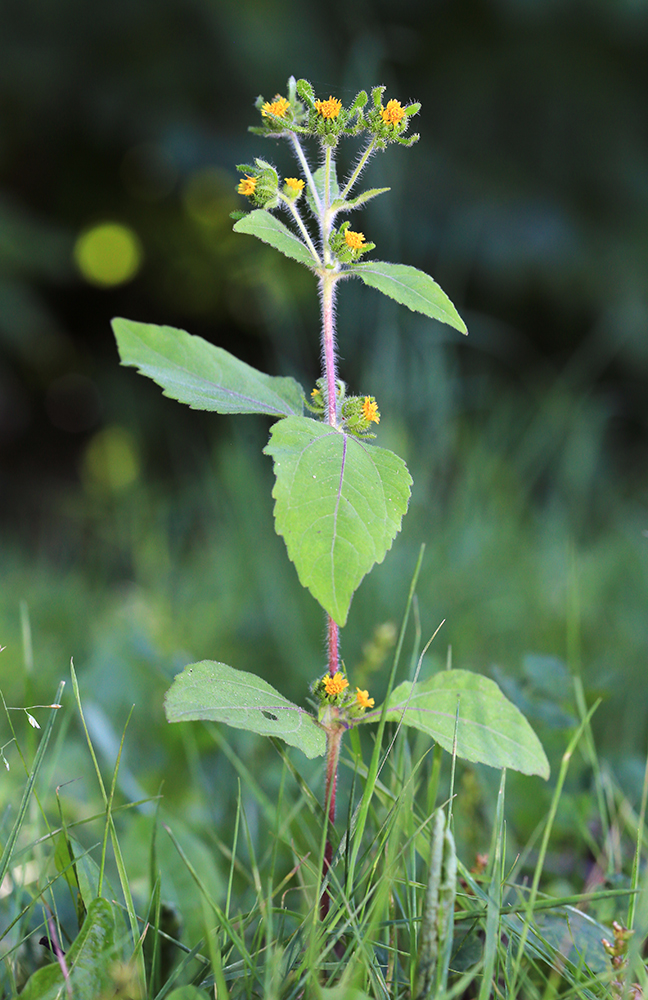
top-left (341, 394), bottom-right (381, 437)
top-left (365, 86), bottom-right (421, 148)
top-left (329, 221), bottom-right (375, 263)
top-left (235, 159), bottom-right (279, 209)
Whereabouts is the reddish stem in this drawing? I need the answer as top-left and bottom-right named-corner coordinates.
top-left (320, 724), bottom-right (343, 920)
top-left (327, 617), bottom-right (339, 677)
top-left (318, 260), bottom-right (342, 922)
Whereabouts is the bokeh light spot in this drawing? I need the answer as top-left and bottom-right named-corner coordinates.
top-left (82, 426), bottom-right (139, 494)
top-left (74, 222), bottom-right (143, 287)
top-left (182, 168), bottom-right (236, 227)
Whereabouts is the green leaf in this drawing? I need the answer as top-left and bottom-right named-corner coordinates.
top-left (166, 990), bottom-right (211, 1000)
top-left (264, 416), bottom-right (412, 625)
top-left (233, 209), bottom-right (315, 266)
top-left (369, 669), bottom-right (549, 777)
top-left (331, 187), bottom-right (391, 213)
top-left (348, 261), bottom-right (468, 334)
top-left (19, 898), bottom-right (120, 1000)
top-left (112, 317), bottom-right (304, 417)
top-left (164, 661), bottom-right (326, 759)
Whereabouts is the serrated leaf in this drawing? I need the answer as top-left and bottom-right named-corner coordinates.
top-left (365, 669), bottom-right (549, 778)
top-left (331, 187), bottom-right (391, 213)
top-left (264, 416), bottom-right (412, 625)
top-left (349, 261), bottom-right (468, 334)
top-left (233, 209), bottom-right (315, 266)
top-left (164, 661), bottom-right (326, 759)
top-left (307, 162), bottom-right (340, 215)
top-left (113, 317), bottom-right (304, 416)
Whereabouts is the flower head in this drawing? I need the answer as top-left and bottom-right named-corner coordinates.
top-left (362, 396), bottom-right (380, 425)
top-left (261, 95), bottom-right (290, 118)
top-left (314, 96), bottom-right (342, 119)
top-left (356, 688), bottom-right (375, 710)
top-left (345, 229), bottom-right (366, 251)
top-left (237, 175), bottom-right (257, 197)
top-left (381, 99), bottom-right (406, 126)
top-left (324, 672), bottom-right (349, 697)
top-left (284, 177), bottom-right (305, 194)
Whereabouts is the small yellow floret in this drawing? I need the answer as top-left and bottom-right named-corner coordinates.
top-left (362, 397), bottom-right (380, 424)
top-left (345, 229), bottom-right (366, 251)
top-left (285, 177), bottom-right (305, 193)
top-left (237, 176), bottom-right (257, 197)
top-left (324, 672), bottom-right (349, 697)
top-left (381, 99), bottom-right (406, 126)
top-left (261, 96), bottom-right (290, 118)
top-left (356, 688), bottom-right (375, 709)
top-left (314, 96), bottom-right (342, 119)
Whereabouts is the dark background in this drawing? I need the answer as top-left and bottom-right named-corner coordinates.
top-left (1, 0), bottom-right (647, 790)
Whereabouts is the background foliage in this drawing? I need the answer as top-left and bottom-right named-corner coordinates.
top-left (1, 2), bottom-right (648, 975)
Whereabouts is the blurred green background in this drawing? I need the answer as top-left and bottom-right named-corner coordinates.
top-left (1, 0), bottom-right (648, 815)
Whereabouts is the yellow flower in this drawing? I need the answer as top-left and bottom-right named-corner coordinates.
top-left (237, 176), bottom-right (257, 197)
top-left (356, 688), bottom-right (375, 709)
top-left (362, 396), bottom-right (380, 425)
top-left (344, 229), bottom-right (366, 251)
top-left (380, 99), bottom-right (406, 126)
top-left (284, 177), bottom-right (305, 193)
top-left (261, 96), bottom-right (290, 118)
top-left (324, 672), bottom-right (348, 697)
top-left (314, 96), bottom-right (342, 119)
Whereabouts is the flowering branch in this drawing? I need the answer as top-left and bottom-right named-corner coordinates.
top-left (340, 136), bottom-right (378, 201)
top-left (279, 192), bottom-right (321, 264)
top-left (289, 133), bottom-right (321, 213)
top-left (233, 77), bottom-right (422, 923)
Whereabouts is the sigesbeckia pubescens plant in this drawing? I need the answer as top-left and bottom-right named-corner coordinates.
top-left (112, 76), bottom-right (549, 921)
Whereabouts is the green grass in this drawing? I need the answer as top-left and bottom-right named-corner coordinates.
top-left (0, 638), bottom-right (646, 998)
top-left (1, 524), bottom-right (648, 999)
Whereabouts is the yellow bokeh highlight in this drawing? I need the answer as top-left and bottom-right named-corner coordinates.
top-left (183, 168), bottom-right (235, 227)
top-left (82, 426), bottom-right (139, 494)
top-left (74, 222), bottom-right (143, 287)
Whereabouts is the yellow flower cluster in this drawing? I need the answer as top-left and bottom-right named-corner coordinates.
top-left (284, 177), bottom-right (305, 193)
top-left (261, 96), bottom-right (290, 118)
top-left (324, 672), bottom-right (348, 697)
top-left (344, 229), bottom-right (366, 251)
top-left (314, 96), bottom-right (342, 119)
top-left (237, 176), bottom-right (257, 197)
top-left (355, 688), bottom-right (374, 709)
top-left (380, 99), bottom-right (406, 126)
top-left (362, 397), bottom-right (380, 424)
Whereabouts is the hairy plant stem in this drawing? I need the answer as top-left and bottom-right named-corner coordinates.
top-left (327, 618), bottom-right (339, 677)
top-left (280, 195), bottom-right (321, 264)
top-left (320, 721), bottom-right (343, 920)
top-left (340, 136), bottom-right (378, 201)
top-left (319, 273), bottom-right (339, 428)
top-left (317, 138), bottom-right (345, 916)
top-left (290, 133), bottom-right (320, 212)
top-left (320, 264), bottom-right (342, 919)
